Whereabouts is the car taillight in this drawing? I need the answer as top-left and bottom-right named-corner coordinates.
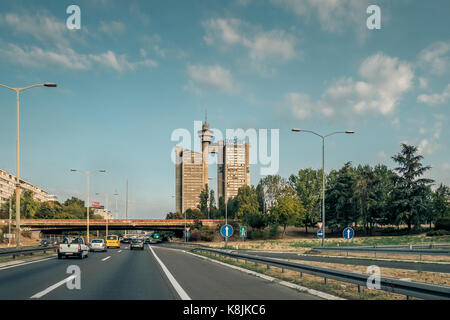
top-left (78, 244), bottom-right (81, 251)
top-left (58, 244), bottom-right (60, 250)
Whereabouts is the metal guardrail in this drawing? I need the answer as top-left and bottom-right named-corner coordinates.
top-left (311, 247), bottom-right (450, 256)
top-left (191, 247), bottom-right (450, 300)
top-left (334, 243), bottom-right (450, 249)
top-left (0, 246), bottom-right (57, 259)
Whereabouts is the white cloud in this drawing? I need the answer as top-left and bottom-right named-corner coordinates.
top-left (417, 84), bottom-right (450, 106)
top-left (280, 52), bottom-right (414, 120)
top-left (418, 77), bottom-right (428, 89)
top-left (99, 21), bottom-right (125, 36)
top-left (0, 12), bottom-right (88, 46)
top-left (377, 151), bottom-right (387, 161)
top-left (202, 18), bottom-right (298, 71)
top-left (418, 41), bottom-right (450, 75)
top-left (0, 43), bottom-right (157, 72)
top-left (186, 64), bottom-right (237, 94)
top-left (270, 0), bottom-right (369, 37)
top-left (417, 114), bottom-right (446, 155)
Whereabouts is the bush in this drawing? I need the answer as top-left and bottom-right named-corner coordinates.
top-left (189, 230), bottom-right (201, 241)
top-left (268, 224), bottom-right (281, 238)
top-left (21, 230), bottom-right (32, 238)
top-left (427, 229), bottom-right (450, 236)
top-left (435, 217), bottom-right (450, 231)
top-left (249, 229), bottom-right (263, 240)
top-left (200, 228), bottom-right (214, 242)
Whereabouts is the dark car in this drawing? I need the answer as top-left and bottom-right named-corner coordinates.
top-left (130, 238), bottom-right (144, 250)
top-left (144, 237), bottom-right (150, 244)
top-left (121, 237), bottom-right (130, 244)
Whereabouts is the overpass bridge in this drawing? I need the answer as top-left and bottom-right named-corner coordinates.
top-left (0, 219), bottom-right (225, 234)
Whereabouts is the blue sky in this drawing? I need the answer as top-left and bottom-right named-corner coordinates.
top-left (0, 0), bottom-right (449, 218)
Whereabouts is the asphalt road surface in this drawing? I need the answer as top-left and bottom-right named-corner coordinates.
top-left (0, 245), bottom-right (321, 300)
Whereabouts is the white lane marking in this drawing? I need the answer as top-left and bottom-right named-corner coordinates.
top-left (148, 245), bottom-right (191, 300)
top-left (118, 250), bottom-right (122, 253)
top-left (101, 256), bottom-right (111, 261)
top-left (0, 256), bottom-right (56, 271)
top-left (30, 274), bottom-right (77, 299)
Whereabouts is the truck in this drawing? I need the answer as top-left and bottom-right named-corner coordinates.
top-left (57, 237), bottom-right (89, 259)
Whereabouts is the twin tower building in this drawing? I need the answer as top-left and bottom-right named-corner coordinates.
top-left (174, 120), bottom-right (250, 213)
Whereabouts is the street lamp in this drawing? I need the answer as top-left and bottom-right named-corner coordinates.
top-left (0, 82), bottom-right (57, 247)
top-left (70, 169), bottom-right (106, 242)
top-left (113, 191), bottom-right (119, 219)
top-left (291, 128), bottom-right (354, 247)
top-left (95, 192), bottom-right (110, 236)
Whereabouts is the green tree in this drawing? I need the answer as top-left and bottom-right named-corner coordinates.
top-left (270, 186), bottom-right (305, 237)
top-left (325, 162), bottom-right (357, 232)
top-left (209, 189), bottom-right (218, 218)
top-left (35, 201), bottom-right (62, 219)
top-left (433, 184), bottom-right (450, 219)
top-left (257, 175), bottom-right (288, 210)
top-left (289, 168), bottom-right (323, 233)
top-left (197, 184), bottom-right (209, 217)
top-left (166, 211), bottom-right (184, 219)
top-left (234, 185), bottom-right (266, 229)
top-left (391, 144), bottom-right (434, 232)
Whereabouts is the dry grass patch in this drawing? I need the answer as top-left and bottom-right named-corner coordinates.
top-left (197, 252), bottom-right (419, 300)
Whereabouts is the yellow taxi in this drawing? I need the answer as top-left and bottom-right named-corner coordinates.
top-left (105, 235), bottom-right (120, 248)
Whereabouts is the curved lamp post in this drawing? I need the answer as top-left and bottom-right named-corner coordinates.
top-left (0, 82), bottom-right (57, 247)
top-left (291, 129), bottom-right (355, 247)
top-left (70, 169), bottom-right (106, 242)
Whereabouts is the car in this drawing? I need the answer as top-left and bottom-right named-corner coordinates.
top-left (130, 238), bottom-right (144, 250)
top-left (105, 235), bottom-right (120, 249)
top-left (144, 237), bottom-right (150, 244)
top-left (121, 237), bottom-right (130, 244)
top-left (39, 239), bottom-right (50, 247)
top-left (58, 237), bottom-right (89, 259)
top-left (89, 239), bottom-right (107, 252)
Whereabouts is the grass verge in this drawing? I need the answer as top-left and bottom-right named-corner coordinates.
top-left (194, 251), bottom-right (419, 300)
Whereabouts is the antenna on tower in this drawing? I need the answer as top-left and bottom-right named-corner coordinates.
top-left (205, 109), bottom-right (208, 125)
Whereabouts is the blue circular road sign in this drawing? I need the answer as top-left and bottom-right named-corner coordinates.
top-left (343, 227), bottom-right (355, 240)
top-left (317, 229), bottom-right (324, 239)
top-left (220, 224), bottom-right (233, 238)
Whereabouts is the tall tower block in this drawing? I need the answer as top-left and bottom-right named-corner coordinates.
top-left (198, 119), bottom-right (213, 188)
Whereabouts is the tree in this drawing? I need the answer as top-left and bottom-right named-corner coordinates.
top-left (257, 175), bottom-right (288, 210)
top-left (234, 185), bottom-right (267, 229)
top-left (166, 211), bottom-right (184, 219)
top-left (3, 191), bottom-right (40, 219)
top-left (289, 168), bottom-right (323, 233)
top-left (209, 189), bottom-right (218, 218)
top-left (391, 144), bottom-right (434, 232)
top-left (433, 184), bottom-right (450, 219)
top-left (35, 201), bottom-right (63, 219)
top-left (197, 184), bottom-right (209, 217)
top-left (326, 162), bottom-right (357, 232)
top-left (269, 186), bottom-right (305, 237)
top-left (185, 208), bottom-right (204, 219)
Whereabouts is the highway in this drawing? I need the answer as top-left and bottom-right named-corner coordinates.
top-left (0, 244), bottom-right (321, 300)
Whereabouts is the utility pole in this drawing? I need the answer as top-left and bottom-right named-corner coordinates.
top-left (0, 82), bottom-right (57, 248)
top-left (291, 128), bottom-right (354, 247)
top-left (125, 179), bottom-right (128, 237)
top-left (8, 198), bottom-right (11, 247)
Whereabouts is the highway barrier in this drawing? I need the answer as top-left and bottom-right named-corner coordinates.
top-left (311, 246), bottom-right (450, 260)
top-left (190, 247), bottom-right (450, 300)
top-left (0, 246), bottom-right (57, 260)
